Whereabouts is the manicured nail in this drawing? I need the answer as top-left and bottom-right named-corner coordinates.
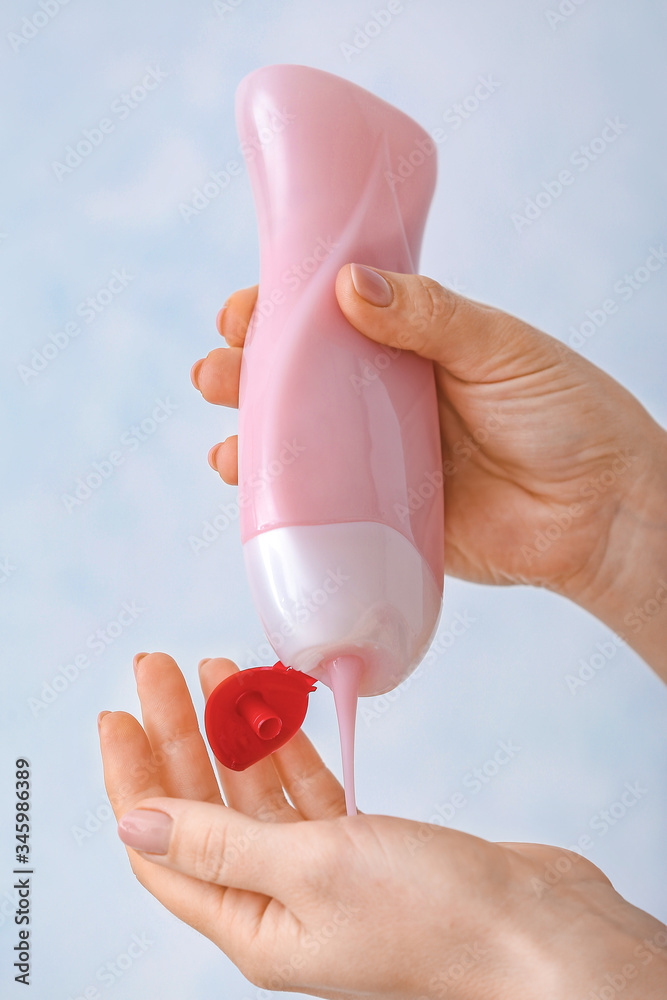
top-left (117, 809), bottom-right (172, 855)
top-left (350, 263), bottom-right (393, 307)
top-left (133, 652), bottom-right (149, 676)
top-left (97, 710), bottom-right (110, 729)
top-left (216, 305), bottom-right (228, 333)
top-left (208, 442), bottom-right (223, 469)
top-left (198, 658), bottom-right (211, 669)
top-left (190, 359), bottom-right (204, 389)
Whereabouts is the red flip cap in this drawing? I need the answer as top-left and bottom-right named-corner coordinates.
top-left (204, 661), bottom-right (318, 770)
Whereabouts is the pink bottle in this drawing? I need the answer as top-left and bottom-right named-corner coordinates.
top-left (205, 64), bottom-right (444, 814)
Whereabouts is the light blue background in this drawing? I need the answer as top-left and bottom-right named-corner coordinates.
top-left (1, 1), bottom-right (666, 997)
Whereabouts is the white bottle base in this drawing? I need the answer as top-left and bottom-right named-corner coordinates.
top-left (242, 521), bottom-right (443, 696)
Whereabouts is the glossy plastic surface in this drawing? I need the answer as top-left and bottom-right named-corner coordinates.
top-left (236, 63), bottom-right (444, 592)
top-left (243, 521), bottom-right (442, 696)
top-left (204, 663), bottom-right (317, 770)
top-left (205, 65), bottom-right (444, 785)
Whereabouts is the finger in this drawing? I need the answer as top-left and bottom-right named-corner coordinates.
top-left (134, 652), bottom-right (223, 805)
top-left (272, 729), bottom-right (347, 821)
top-left (498, 841), bottom-right (613, 886)
top-left (99, 712), bottom-right (228, 934)
top-left (216, 285), bottom-right (259, 347)
top-left (190, 346), bottom-right (242, 406)
top-left (117, 794), bottom-right (317, 904)
top-left (99, 710), bottom-right (167, 814)
top-left (335, 263), bottom-right (562, 383)
top-left (199, 657), bottom-right (298, 822)
top-left (207, 436), bottom-right (238, 485)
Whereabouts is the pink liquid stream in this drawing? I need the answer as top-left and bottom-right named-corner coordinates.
top-left (324, 654), bottom-right (364, 816)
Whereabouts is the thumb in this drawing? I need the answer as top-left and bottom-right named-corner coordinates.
top-left (335, 263), bottom-right (560, 382)
top-left (117, 796), bottom-right (308, 901)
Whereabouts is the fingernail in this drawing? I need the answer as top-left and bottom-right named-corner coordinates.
top-left (198, 658), bottom-right (211, 669)
top-left (117, 809), bottom-right (172, 855)
top-left (190, 359), bottom-right (204, 389)
top-left (207, 442), bottom-right (223, 469)
top-left (216, 305), bottom-right (228, 333)
top-left (350, 263), bottom-right (393, 307)
top-left (133, 652), bottom-right (149, 676)
top-left (97, 710), bottom-right (110, 729)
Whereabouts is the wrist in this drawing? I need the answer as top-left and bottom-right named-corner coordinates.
top-left (570, 418), bottom-right (667, 678)
top-left (539, 892), bottom-right (667, 999)
top-left (513, 871), bottom-right (667, 1000)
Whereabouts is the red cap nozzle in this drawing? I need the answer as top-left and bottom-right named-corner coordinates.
top-left (236, 691), bottom-right (283, 740)
top-left (204, 662), bottom-right (317, 770)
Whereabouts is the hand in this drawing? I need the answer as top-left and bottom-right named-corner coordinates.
top-left (98, 653), bottom-right (667, 1000)
top-left (191, 268), bottom-right (667, 674)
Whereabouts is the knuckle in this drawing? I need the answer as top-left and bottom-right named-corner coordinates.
top-left (245, 963), bottom-right (278, 992)
top-left (419, 276), bottom-right (454, 324)
top-left (404, 276), bottom-right (454, 349)
top-left (255, 789), bottom-right (291, 823)
top-left (188, 821), bottom-right (231, 884)
top-left (298, 822), bottom-right (345, 894)
top-left (128, 857), bottom-right (151, 890)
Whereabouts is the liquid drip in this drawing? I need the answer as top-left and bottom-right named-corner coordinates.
top-left (325, 654), bottom-right (363, 816)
